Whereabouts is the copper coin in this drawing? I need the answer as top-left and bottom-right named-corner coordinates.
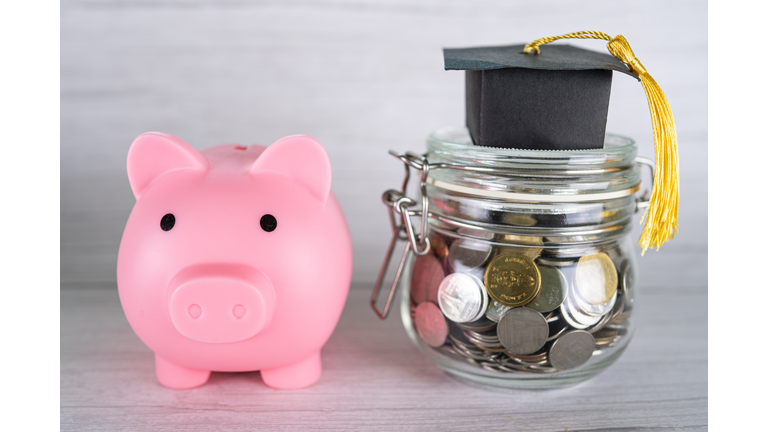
top-left (429, 234), bottom-right (450, 259)
top-left (410, 254), bottom-right (444, 305)
top-left (414, 302), bottom-right (448, 348)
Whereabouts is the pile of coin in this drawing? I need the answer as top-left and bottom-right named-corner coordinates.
top-left (410, 233), bottom-right (634, 374)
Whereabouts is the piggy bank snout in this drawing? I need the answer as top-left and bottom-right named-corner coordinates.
top-left (168, 265), bottom-right (276, 344)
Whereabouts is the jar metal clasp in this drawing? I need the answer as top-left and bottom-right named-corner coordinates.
top-left (370, 152), bottom-right (432, 319)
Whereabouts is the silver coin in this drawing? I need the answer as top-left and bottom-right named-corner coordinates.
top-left (504, 350), bottom-right (548, 363)
top-left (447, 322), bottom-right (473, 345)
top-left (560, 294), bottom-right (602, 330)
top-left (455, 316), bottom-right (497, 332)
top-left (464, 329), bottom-right (501, 344)
top-left (414, 302), bottom-right (448, 348)
top-left (497, 308), bottom-right (549, 355)
top-left (619, 259), bottom-right (636, 309)
top-left (410, 254), bottom-right (445, 305)
top-left (535, 256), bottom-right (577, 268)
top-left (549, 330), bottom-right (595, 370)
top-left (448, 334), bottom-right (498, 361)
top-left (573, 287), bottom-right (617, 317)
top-left (466, 333), bottom-right (506, 351)
top-left (437, 273), bottom-right (489, 323)
top-left (527, 265), bottom-right (567, 313)
top-left (473, 344), bottom-right (507, 353)
top-left (620, 259), bottom-right (634, 293)
top-left (458, 265), bottom-right (487, 282)
top-left (593, 328), bottom-right (620, 348)
top-left (447, 239), bottom-right (493, 273)
top-left (608, 293), bottom-right (625, 320)
top-left (485, 300), bottom-right (512, 322)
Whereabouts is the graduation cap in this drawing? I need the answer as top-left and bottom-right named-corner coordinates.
top-left (443, 31), bottom-right (679, 253)
top-left (444, 43), bottom-right (636, 150)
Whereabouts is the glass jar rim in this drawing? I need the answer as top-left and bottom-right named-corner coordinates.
top-left (427, 126), bottom-right (636, 167)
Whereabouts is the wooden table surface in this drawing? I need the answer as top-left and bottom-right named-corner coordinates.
top-left (61, 282), bottom-right (707, 431)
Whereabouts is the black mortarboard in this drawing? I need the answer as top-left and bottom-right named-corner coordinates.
top-left (443, 43), bottom-right (637, 150)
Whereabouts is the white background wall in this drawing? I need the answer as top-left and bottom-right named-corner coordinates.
top-left (61, 0), bottom-right (707, 288)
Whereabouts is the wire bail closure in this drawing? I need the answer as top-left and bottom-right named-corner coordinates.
top-left (370, 151), bottom-right (432, 319)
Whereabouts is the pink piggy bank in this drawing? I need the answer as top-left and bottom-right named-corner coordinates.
top-left (117, 132), bottom-right (352, 390)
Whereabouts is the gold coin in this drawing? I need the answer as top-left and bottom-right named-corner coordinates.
top-left (574, 253), bottom-right (618, 306)
top-left (483, 254), bottom-right (541, 307)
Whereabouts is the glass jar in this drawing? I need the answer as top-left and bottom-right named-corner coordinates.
top-left (372, 126), bottom-right (651, 390)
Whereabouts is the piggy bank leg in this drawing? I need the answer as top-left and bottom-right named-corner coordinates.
top-left (155, 354), bottom-right (211, 389)
top-left (260, 351), bottom-right (321, 390)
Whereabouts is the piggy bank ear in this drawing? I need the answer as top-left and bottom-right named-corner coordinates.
top-left (127, 132), bottom-right (209, 199)
top-left (249, 135), bottom-right (332, 204)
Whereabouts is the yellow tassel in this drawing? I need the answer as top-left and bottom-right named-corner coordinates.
top-left (524, 31), bottom-right (679, 255)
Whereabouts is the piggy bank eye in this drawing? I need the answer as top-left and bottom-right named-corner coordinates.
top-left (260, 214), bottom-right (277, 232)
top-left (160, 213), bottom-right (176, 231)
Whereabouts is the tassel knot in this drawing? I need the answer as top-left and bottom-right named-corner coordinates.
top-left (607, 35), bottom-right (647, 76)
